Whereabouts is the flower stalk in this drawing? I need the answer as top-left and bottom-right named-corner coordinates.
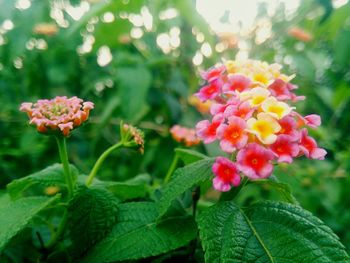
top-left (86, 122), bottom-right (144, 186)
top-left (86, 142), bottom-right (123, 187)
top-left (55, 136), bottom-right (74, 198)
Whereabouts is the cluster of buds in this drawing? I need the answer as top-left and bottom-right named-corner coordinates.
top-left (20, 96), bottom-right (94, 137)
top-left (122, 123), bottom-right (145, 154)
top-left (195, 59), bottom-right (326, 192)
top-left (170, 125), bottom-right (200, 147)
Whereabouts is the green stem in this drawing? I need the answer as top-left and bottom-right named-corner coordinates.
top-left (55, 136), bottom-right (74, 198)
top-left (45, 210), bottom-right (69, 250)
top-left (164, 154), bottom-right (179, 184)
top-left (86, 142), bottom-right (123, 186)
top-left (220, 177), bottom-right (249, 201)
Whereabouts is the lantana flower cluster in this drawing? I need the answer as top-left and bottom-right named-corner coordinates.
top-left (20, 96), bottom-right (94, 137)
top-left (195, 60), bottom-right (327, 192)
top-left (170, 125), bottom-right (200, 147)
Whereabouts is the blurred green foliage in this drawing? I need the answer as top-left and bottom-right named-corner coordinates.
top-left (0, 0), bottom-right (349, 257)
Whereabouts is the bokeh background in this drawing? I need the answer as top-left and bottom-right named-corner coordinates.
top-left (0, 0), bottom-right (349, 252)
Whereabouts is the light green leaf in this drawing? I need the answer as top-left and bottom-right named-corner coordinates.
top-left (67, 186), bottom-right (118, 258)
top-left (7, 163), bottom-right (79, 199)
top-left (158, 158), bottom-right (215, 217)
top-left (175, 148), bottom-right (207, 165)
top-left (116, 66), bottom-right (152, 122)
top-left (81, 202), bottom-right (197, 262)
top-left (198, 201), bottom-right (349, 263)
top-left (0, 196), bottom-right (59, 251)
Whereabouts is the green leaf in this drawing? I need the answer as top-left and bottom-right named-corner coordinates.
top-left (86, 174), bottom-right (151, 201)
top-left (175, 148), bottom-right (207, 165)
top-left (253, 176), bottom-right (298, 204)
top-left (81, 202), bottom-right (197, 262)
top-left (0, 191), bottom-right (10, 208)
top-left (334, 28), bottom-right (350, 67)
top-left (116, 66), bottom-right (152, 122)
top-left (67, 186), bottom-right (118, 258)
top-left (198, 201), bottom-right (349, 263)
top-left (0, 196), bottom-right (59, 251)
top-left (158, 158), bottom-right (215, 217)
top-left (7, 163), bottom-right (79, 199)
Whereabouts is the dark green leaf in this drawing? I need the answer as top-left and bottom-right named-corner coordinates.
top-left (67, 186), bottom-right (118, 258)
top-left (89, 174), bottom-right (151, 201)
top-left (81, 202), bottom-right (197, 262)
top-left (7, 163), bottom-right (79, 199)
top-left (198, 201), bottom-right (349, 262)
top-left (0, 196), bottom-right (59, 251)
top-left (158, 158), bottom-right (214, 217)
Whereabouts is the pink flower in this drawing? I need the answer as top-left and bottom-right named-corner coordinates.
top-left (237, 143), bottom-right (275, 179)
top-left (201, 65), bottom-right (225, 82)
top-left (196, 114), bottom-right (223, 143)
top-left (216, 116), bottom-right (248, 153)
top-left (224, 101), bottom-right (255, 120)
top-left (222, 74), bottom-right (251, 93)
top-left (278, 116), bottom-right (300, 141)
top-left (268, 79), bottom-right (292, 100)
top-left (294, 112), bottom-right (321, 129)
top-left (58, 122), bottom-right (74, 137)
top-left (299, 129), bottom-right (327, 160)
top-left (20, 96), bottom-right (94, 137)
top-left (195, 80), bottom-right (222, 101)
top-left (212, 157), bottom-right (241, 192)
top-left (304, 114), bottom-right (321, 128)
top-left (210, 96), bottom-right (239, 116)
top-left (270, 135), bottom-right (299, 163)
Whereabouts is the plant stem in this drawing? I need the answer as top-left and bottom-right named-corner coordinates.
top-left (45, 210), bottom-right (69, 250)
top-left (220, 177), bottom-right (249, 201)
top-left (164, 154), bottom-right (179, 184)
top-left (55, 136), bottom-right (74, 198)
top-left (192, 186), bottom-right (200, 218)
top-left (86, 142), bottom-right (123, 186)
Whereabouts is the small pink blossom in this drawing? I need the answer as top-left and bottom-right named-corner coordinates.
top-left (20, 96), bottom-right (94, 137)
top-left (224, 101), bottom-right (255, 120)
top-left (304, 114), bottom-right (321, 128)
top-left (195, 80), bottom-right (222, 102)
top-left (216, 116), bottom-right (248, 153)
top-left (196, 114), bottom-right (223, 143)
top-left (268, 79), bottom-right (292, 100)
top-left (222, 74), bottom-right (251, 93)
top-left (212, 157), bottom-right (241, 192)
top-left (201, 65), bottom-right (225, 82)
top-left (237, 143), bottom-right (275, 179)
top-left (210, 96), bottom-right (239, 116)
top-left (277, 116), bottom-right (300, 141)
top-left (299, 129), bottom-right (327, 160)
top-left (270, 135), bottom-right (299, 163)
top-left (58, 122), bottom-right (74, 137)
top-left (294, 113), bottom-right (321, 129)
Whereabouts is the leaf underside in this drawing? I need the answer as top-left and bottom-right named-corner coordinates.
top-left (158, 158), bottom-right (215, 217)
top-left (198, 201), bottom-right (349, 263)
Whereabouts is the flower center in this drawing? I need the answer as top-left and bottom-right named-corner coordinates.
top-left (268, 104), bottom-right (284, 118)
